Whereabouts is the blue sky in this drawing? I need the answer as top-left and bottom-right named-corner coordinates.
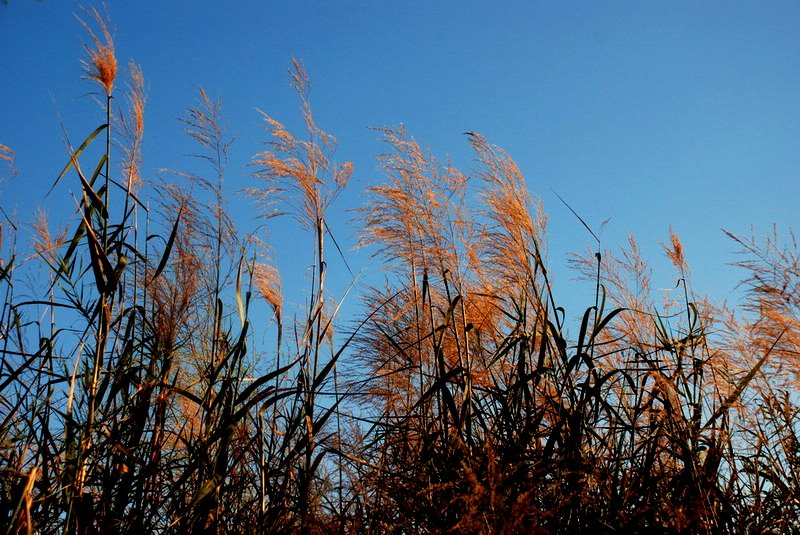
top-left (1, 1), bottom-right (799, 321)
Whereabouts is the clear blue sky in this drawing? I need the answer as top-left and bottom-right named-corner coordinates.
top-left (1, 1), bottom-right (799, 319)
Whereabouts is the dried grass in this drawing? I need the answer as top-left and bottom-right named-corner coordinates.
top-left (3, 8), bottom-right (800, 534)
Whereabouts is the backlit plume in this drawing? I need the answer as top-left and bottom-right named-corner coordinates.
top-left (120, 61), bottom-right (145, 190)
top-left (664, 227), bottom-right (687, 272)
top-left (254, 259), bottom-right (282, 330)
top-left (0, 144), bottom-right (16, 179)
top-left (78, 7), bottom-right (117, 96)
top-left (0, 144), bottom-right (13, 164)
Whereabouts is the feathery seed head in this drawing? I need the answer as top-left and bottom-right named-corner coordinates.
top-left (254, 261), bottom-right (282, 328)
top-left (121, 61), bottom-right (145, 190)
top-left (0, 144), bottom-right (13, 164)
top-left (78, 6), bottom-right (117, 96)
top-left (0, 144), bottom-right (15, 178)
top-left (663, 227), bottom-right (687, 272)
top-left (32, 209), bottom-right (68, 264)
top-left (252, 59), bottom-right (351, 228)
top-left (128, 62), bottom-right (145, 138)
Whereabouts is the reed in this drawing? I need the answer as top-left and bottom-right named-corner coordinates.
top-left (2, 8), bottom-right (800, 534)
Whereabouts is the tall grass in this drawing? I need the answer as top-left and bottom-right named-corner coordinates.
top-left (2, 9), bottom-right (800, 535)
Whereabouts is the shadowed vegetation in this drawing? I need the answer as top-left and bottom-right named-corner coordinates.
top-left (2, 10), bottom-right (800, 535)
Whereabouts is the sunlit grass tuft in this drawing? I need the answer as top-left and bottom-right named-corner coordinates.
top-left (2, 7), bottom-right (800, 535)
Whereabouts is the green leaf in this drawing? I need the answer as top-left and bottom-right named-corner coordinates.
top-left (150, 206), bottom-right (182, 282)
top-left (79, 206), bottom-right (112, 293)
top-left (235, 252), bottom-right (245, 326)
top-left (77, 156), bottom-right (108, 218)
top-left (48, 123), bottom-right (108, 197)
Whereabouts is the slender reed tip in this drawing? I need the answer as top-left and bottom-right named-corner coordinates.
top-left (78, 6), bottom-right (117, 96)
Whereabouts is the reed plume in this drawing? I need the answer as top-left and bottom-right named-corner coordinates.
top-left (31, 209), bottom-right (68, 266)
top-left (119, 61), bottom-right (146, 192)
top-left (0, 144), bottom-right (16, 181)
top-left (78, 6), bottom-right (117, 96)
top-left (468, 132), bottom-right (547, 305)
top-left (4, 7), bottom-right (800, 533)
top-left (252, 58), bottom-right (352, 229)
top-left (663, 226), bottom-right (687, 274)
top-left (0, 144), bottom-right (13, 165)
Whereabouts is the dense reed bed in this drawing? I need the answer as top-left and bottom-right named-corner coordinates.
top-left (2, 10), bottom-right (800, 534)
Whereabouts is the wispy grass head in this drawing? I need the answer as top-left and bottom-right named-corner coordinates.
top-left (359, 125), bottom-right (466, 276)
top-left (468, 132), bottom-right (547, 299)
top-left (0, 144), bottom-right (13, 164)
top-left (78, 6), bottom-right (117, 96)
top-left (252, 59), bottom-right (352, 228)
top-left (0, 143), bottom-right (15, 178)
top-left (32, 209), bottom-right (68, 265)
top-left (663, 227), bottom-right (687, 273)
top-left (253, 249), bottom-right (282, 330)
top-left (120, 61), bottom-right (145, 190)
top-left (180, 87), bottom-right (229, 176)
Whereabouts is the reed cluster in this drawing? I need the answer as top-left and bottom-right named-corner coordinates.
top-left (1, 11), bottom-right (799, 534)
